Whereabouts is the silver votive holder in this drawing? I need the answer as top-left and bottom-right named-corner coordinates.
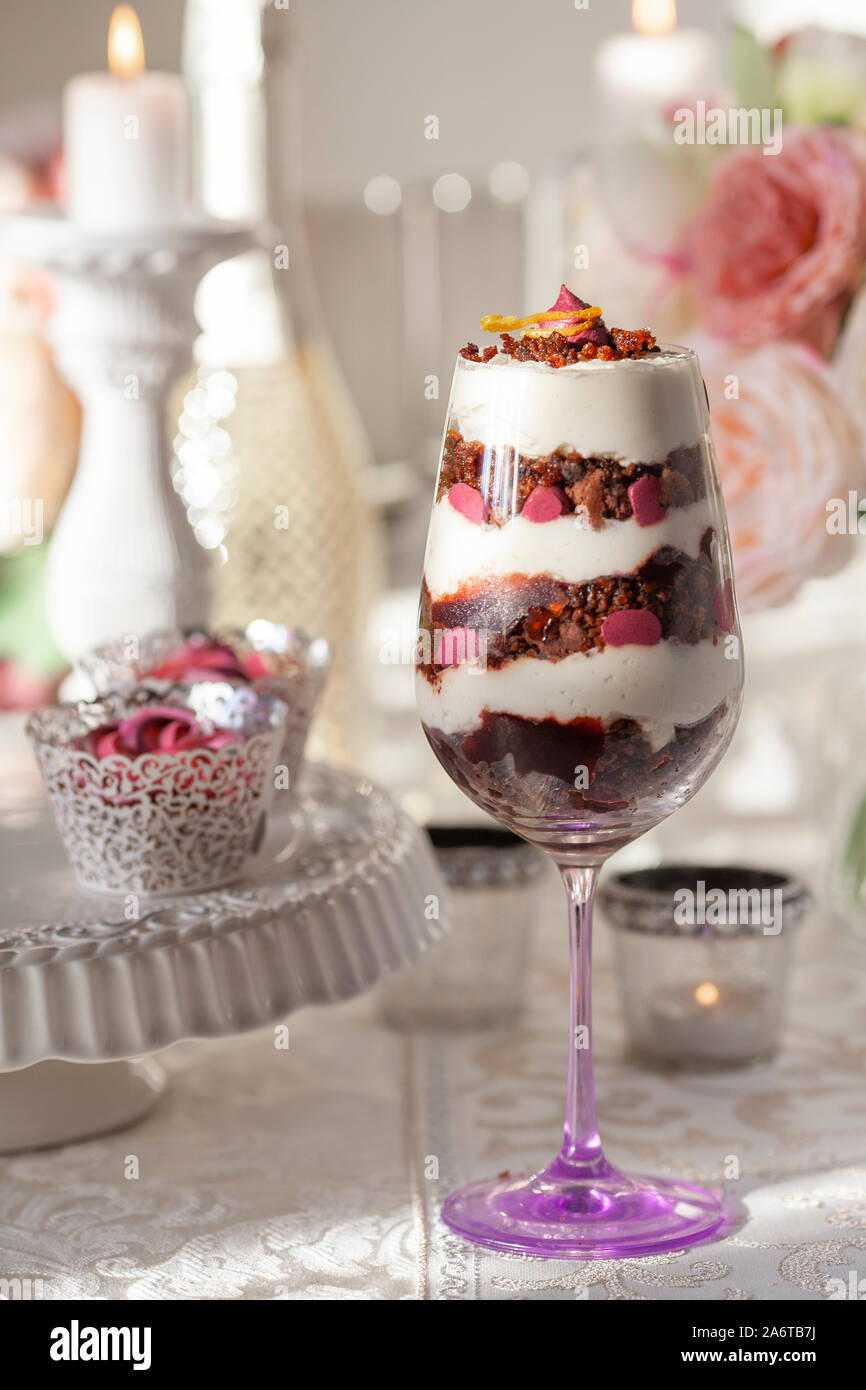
top-left (600, 865), bottom-right (811, 1070)
top-left (377, 825), bottom-right (545, 1030)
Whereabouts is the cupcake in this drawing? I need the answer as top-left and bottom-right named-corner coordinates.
top-left (77, 622), bottom-right (329, 793)
top-left (26, 684), bottom-right (287, 896)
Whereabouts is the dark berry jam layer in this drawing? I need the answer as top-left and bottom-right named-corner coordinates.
top-left (418, 532), bottom-right (718, 678)
top-left (424, 702), bottom-right (731, 819)
top-left (438, 430), bottom-right (705, 528)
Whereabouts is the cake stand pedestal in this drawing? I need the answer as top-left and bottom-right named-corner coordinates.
top-left (0, 763), bottom-right (447, 1153)
top-left (0, 211), bottom-right (257, 661)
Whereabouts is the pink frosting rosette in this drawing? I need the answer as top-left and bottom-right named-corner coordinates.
top-left (77, 705), bottom-right (236, 760)
top-left (145, 636), bottom-right (269, 684)
top-left (78, 626), bottom-right (329, 792)
top-left (687, 128), bottom-right (866, 354)
top-left (27, 689), bottom-right (287, 895)
top-left (532, 285), bottom-right (612, 347)
top-left (698, 337), bottom-right (864, 610)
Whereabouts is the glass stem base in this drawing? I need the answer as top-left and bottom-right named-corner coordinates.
top-left (441, 1157), bottom-right (727, 1260)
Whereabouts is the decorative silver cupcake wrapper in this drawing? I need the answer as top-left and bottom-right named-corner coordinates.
top-left (76, 622), bottom-right (330, 787)
top-left (26, 686), bottom-right (287, 896)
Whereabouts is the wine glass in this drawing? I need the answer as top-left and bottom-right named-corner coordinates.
top-left (415, 344), bottom-right (744, 1258)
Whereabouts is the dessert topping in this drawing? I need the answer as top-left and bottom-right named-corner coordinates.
top-left (480, 299), bottom-right (602, 339)
top-left (461, 285), bottom-right (658, 366)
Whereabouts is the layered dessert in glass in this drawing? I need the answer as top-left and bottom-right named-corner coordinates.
top-left (414, 289), bottom-right (744, 1258)
top-left (416, 287), bottom-right (741, 857)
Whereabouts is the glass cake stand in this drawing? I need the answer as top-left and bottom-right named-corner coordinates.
top-left (0, 756), bottom-right (446, 1151)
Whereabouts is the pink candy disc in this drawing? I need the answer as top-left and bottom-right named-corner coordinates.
top-left (521, 486), bottom-right (564, 523)
top-left (627, 474), bottom-right (666, 527)
top-left (448, 482), bottom-right (485, 525)
top-left (601, 609), bottom-right (662, 648)
top-left (713, 580), bottom-right (735, 633)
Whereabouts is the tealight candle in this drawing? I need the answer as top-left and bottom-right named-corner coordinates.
top-left (600, 865), bottom-right (810, 1070)
top-left (63, 5), bottom-right (192, 231)
top-left (645, 978), bottom-right (774, 1067)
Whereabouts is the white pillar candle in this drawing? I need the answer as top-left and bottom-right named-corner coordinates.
top-left (63, 5), bottom-right (192, 231)
top-left (596, 0), bottom-right (719, 130)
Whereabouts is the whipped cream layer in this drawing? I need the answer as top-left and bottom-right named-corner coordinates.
top-left (416, 640), bottom-right (738, 752)
top-left (449, 348), bottom-right (708, 463)
top-left (424, 494), bottom-right (712, 599)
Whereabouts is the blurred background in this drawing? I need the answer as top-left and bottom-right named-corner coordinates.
top-left (1, 0), bottom-right (866, 920)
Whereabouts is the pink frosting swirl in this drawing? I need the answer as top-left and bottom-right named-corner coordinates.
top-left (146, 636), bottom-right (268, 684)
top-left (79, 706), bottom-right (235, 760)
top-left (687, 128), bottom-right (866, 352)
top-left (536, 284), bottom-right (612, 347)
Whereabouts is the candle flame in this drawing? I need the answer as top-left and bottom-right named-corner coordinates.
top-left (694, 981), bottom-right (720, 1008)
top-left (108, 5), bottom-right (145, 76)
top-left (632, 0), bottom-right (676, 37)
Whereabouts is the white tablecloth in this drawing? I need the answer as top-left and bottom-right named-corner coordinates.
top-left (1, 851), bottom-right (865, 1301)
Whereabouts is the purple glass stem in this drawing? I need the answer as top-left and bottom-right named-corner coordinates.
top-left (542, 864), bottom-right (617, 1186)
top-left (439, 854), bottom-right (728, 1256)
top-left (562, 865), bottom-right (603, 1168)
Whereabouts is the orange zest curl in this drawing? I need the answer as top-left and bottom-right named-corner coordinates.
top-left (523, 317), bottom-right (599, 341)
top-left (480, 307), bottom-right (602, 335)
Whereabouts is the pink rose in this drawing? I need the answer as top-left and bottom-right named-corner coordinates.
top-left (698, 338), bottom-right (864, 610)
top-left (79, 705), bottom-right (234, 760)
top-left (687, 129), bottom-right (866, 352)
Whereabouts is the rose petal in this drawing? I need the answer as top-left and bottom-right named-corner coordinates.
top-left (688, 128), bottom-right (866, 347)
top-left (601, 609), bottom-right (662, 648)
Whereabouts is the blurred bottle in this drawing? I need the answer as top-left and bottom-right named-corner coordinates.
top-left (179, 0), bottom-right (380, 762)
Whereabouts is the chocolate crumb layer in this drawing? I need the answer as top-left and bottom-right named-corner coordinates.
top-left (418, 532), bottom-right (718, 679)
top-left (438, 430), bottom-right (705, 525)
top-left (460, 327), bottom-right (658, 367)
top-left (459, 343), bottom-right (498, 363)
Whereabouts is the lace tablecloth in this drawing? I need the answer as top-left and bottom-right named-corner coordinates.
top-left (1, 846), bottom-right (865, 1301)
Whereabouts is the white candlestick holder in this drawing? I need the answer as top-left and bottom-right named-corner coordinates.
top-left (0, 212), bottom-right (255, 661)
